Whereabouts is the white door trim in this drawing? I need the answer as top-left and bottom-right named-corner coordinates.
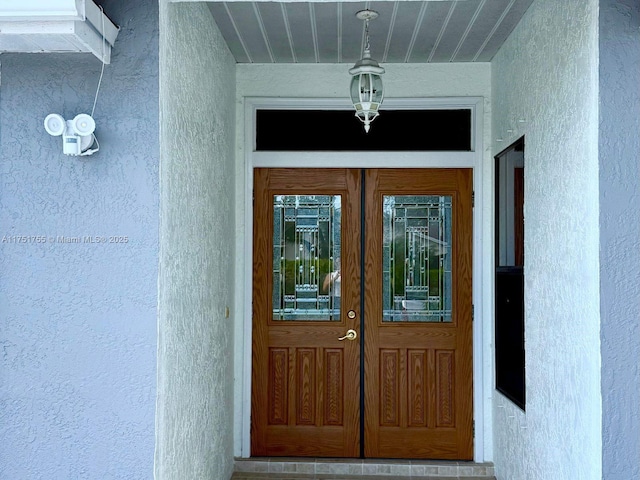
top-left (237, 96), bottom-right (491, 462)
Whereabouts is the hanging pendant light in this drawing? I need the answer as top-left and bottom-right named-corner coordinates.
top-left (349, 10), bottom-right (385, 133)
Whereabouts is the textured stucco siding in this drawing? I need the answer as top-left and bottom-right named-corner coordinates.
top-left (491, 0), bottom-right (601, 479)
top-left (599, 1), bottom-right (640, 479)
top-left (234, 62), bottom-right (493, 458)
top-left (157, 2), bottom-right (236, 479)
top-left (0, 1), bottom-right (159, 478)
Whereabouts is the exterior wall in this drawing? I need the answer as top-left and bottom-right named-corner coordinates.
top-left (156, 2), bottom-right (236, 479)
top-left (599, 1), bottom-right (640, 479)
top-left (234, 62), bottom-right (493, 458)
top-left (0, 1), bottom-right (159, 478)
top-left (491, 0), bottom-right (601, 479)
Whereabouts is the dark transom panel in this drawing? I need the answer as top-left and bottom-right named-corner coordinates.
top-left (256, 109), bottom-right (471, 151)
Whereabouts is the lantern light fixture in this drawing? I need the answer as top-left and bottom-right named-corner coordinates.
top-left (349, 9), bottom-right (385, 133)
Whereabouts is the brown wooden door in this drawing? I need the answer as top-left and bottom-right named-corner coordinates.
top-left (252, 168), bottom-right (473, 459)
top-left (251, 168), bottom-right (361, 457)
top-left (363, 169), bottom-right (474, 460)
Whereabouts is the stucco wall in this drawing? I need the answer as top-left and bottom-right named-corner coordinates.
top-left (599, 1), bottom-right (640, 479)
top-left (0, 1), bottom-right (159, 478)
top-left (156, 2), bottom-right (236, 479)
top-left (491, 0), bottom-right (601, 479)
top-left (234, 62), bottom-right (493, 458)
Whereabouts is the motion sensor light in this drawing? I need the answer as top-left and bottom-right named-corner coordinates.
top-left (72, 114), bottom-right (95, 136)
top-left (44, 113), bottom-right (65, 136)
top-left (44, 113), bottom-right (99, 156)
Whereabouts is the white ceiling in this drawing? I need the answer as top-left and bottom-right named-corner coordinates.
top-left (207, 0), bottom-right (534, 64)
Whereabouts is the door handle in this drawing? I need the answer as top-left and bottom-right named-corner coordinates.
top-left (338, 329), bottom-right (357, 341)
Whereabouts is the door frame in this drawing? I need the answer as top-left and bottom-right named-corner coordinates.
top-left (237, 96), bottom-right (492, 462)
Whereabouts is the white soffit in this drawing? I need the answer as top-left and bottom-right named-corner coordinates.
top-left (0, 0), bottom-right (119, 64)
top-left (206, 0), bottom-right (535, 64)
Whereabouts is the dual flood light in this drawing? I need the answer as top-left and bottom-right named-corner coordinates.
top-left (44, 113), bottom-right (99, 156)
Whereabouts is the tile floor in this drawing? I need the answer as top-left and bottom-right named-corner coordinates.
top-left (232, 458), bottom-right (496, 480)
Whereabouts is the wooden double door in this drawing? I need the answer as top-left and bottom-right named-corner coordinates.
top-left (251, 168), bottom-right (473, 459)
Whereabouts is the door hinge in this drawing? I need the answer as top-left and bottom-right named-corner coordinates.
top-left (472, 191), bottom-right (475, 208)
top-left (473, 420), bottom-right (475, 436)
top-left (472, 305), bottom-right (474, 322)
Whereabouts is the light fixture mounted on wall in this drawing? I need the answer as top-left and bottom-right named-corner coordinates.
top-left (44, 113), bottom-right (99, 156)
top-left (349, 9), bottom-right (385, 133)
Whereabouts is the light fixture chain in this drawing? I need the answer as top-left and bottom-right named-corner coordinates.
top-left (365, 18), bottom-right (371, 52)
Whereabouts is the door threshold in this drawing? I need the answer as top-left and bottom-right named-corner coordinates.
top-left (233, 458), bottom-right (495, 479)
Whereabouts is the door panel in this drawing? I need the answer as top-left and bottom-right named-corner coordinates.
top-left (252, 168), bottom-right (473, 459)
top-left (251, 168), bottom-right (361, 457)
top-left (364, 169), bottom-right (473, 459)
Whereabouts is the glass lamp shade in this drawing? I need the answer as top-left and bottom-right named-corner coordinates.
top-left (350, 73), bottom-right (384, 133)
top-left (349, 55), bottom-right (384, 133)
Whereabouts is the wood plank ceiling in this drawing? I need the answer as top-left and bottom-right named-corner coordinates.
top-left (207, 0), bottom-right (534, 64)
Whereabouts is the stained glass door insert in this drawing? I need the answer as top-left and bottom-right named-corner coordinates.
top-left (382, 195), bottom-right (452, 322)
top-left (273, 195), bottom-right (342, 321)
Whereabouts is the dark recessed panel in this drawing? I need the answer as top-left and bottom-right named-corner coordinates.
top-left (256, 109), bottom-right (471, 151)
top-left (494, 136), bottom-right (526, 411)
top-left (495, 267), bottom-right (525, 410)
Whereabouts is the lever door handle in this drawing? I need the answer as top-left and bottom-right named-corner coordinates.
top-left (338, 329), bottom-right (357, 341)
